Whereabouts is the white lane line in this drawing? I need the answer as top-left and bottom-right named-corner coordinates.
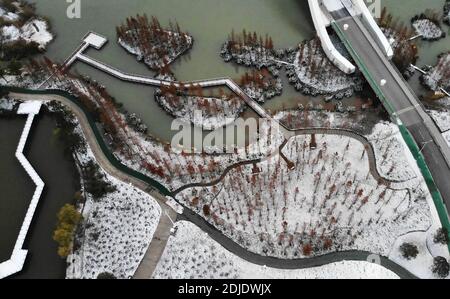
top-left (396, 104), bottom-right (421, 116)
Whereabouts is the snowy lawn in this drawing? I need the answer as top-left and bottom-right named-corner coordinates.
top-left (389, 227), bottom-right (450, 279)
top-left (366, 122), bottom-right (417, 182)
top-left (428, 109), bottom-right (450, 132)
top-left (176, 131), bottom-right (432, 259)
top-left (443, 131), bottom-right (450, 147)
top-left (153, 221), bottom-right (400, 279)
top-left (44, 104), bottom-right (162, 279)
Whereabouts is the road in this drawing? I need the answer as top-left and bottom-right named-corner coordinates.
top-left (333, 15), bottom-right (450, 214)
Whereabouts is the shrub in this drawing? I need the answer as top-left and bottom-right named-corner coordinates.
top-left (434, 228), bottom-right (449, 245)
top-left (53, 204), bottom-right (82, 258)
top-left (400, 243), bottom-right (419, 260)
top-left (97, 272), bottom-right (117, 279)
top-left (82, 160), bottom-right (116, 200)
top-left (432, 257), bottom-right (449, 278)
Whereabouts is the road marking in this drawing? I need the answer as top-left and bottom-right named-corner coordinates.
top-left (396, 104), bottom-right (421, 116)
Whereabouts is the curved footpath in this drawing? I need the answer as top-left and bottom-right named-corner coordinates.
top-left (173, 127), bottom-right (411, 195)
top-left (179, 209), bottom-right (416, 278)
top-left (7, 89), bottom-right (417, 279)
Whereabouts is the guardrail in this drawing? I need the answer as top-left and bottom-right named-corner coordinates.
top-left (332, 21), bottom-right (450, 252)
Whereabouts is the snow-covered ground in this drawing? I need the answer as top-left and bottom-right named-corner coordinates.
top-left (421, 52), bottom-right (450, 92)
top-left (43, 104), bottom-right (162, 279)
top-left (19, 19), bottom-right (53, 47)
top-left (366, 122), bottom-right (417, 182)
top-left (117, 17), bottom-right (193, 71)
top-left (0, 6), bottom-right (19, 22)
top-left (3, 67), bottom-right (285, 192)
top-left (220, 39), bottom-right (286, 78)
top-left (428, 109), bottom-right (450, 132)
top-left (0, 3), bottom-right (53, 49)
top-left (155, 91), bottom-right (245, 130)
top-left (443, 131), bottom-right (450, 147)
top-left (240, 72), bottom-right (283, 104)
top-left (389, 227), bottom-right (449, 279)
top-left (153, 221), bottom-right (400, 279)
top-left (176, 130), bottom-right (432, 259)
top-left (286, 38), bottom-right (363, 100)
top-left (66, 169), bottom-right (161, 279)
top-left (411, 18), bottom-right (445, 41)
top-left (0, 97), bottom-right (17, 112)
top-left (273, 107), bottom-right (375, 132)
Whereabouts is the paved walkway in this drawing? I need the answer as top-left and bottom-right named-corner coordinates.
top-left (133, 207), bottom-right (176, 279)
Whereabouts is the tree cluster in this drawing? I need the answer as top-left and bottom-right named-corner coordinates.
top-left (53, 204), bottom-right (82, 258)
top-left (116, 14), bottom-right (191, 71)
top-left (227, 29), bottom-right (274, 52)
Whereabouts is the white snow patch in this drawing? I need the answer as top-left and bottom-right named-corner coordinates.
top-left (1, 18), bottom-right (53, 48)
top-left (429, 110), bottom-right (450, 132)
top-left (0, 7), bottom-right (19, 22)
top-left (0, 97), bottom-right (15, 111)
top-left (366, 122), bottom-right (417, 181)
top-left (443, 131), bottom-right (450, 147)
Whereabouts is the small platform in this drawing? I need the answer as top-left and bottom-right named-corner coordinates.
top-left (82, 31), bottom-right (108, 50)
top-left (17, 101), bottom-right (42, 115)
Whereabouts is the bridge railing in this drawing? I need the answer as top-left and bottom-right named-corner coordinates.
top-left (332, 21), bottom-right (450, 252)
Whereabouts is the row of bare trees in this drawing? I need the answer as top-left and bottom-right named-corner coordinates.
top-left (227, 29), bottom-right (274, 51)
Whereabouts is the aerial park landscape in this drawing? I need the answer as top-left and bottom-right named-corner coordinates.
top-left (0, 0), bottom-right (450, 281)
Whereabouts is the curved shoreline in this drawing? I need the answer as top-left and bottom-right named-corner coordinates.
top-left (5, 87), bottom-right (417, 279)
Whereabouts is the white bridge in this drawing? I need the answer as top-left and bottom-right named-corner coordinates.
top-left (309, 0), bottom-right (393, 74)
